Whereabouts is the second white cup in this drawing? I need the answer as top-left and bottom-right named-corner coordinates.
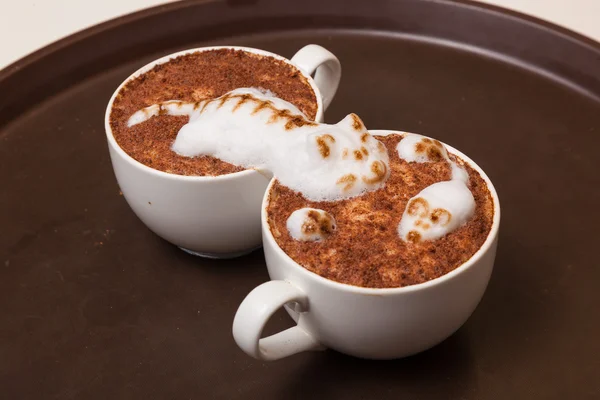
top-left (233, 130), bottom-right (501, 360)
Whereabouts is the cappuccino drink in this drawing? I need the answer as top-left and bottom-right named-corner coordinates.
top-left (266, 132), bottom-right (494, 288)
top-left (109, 48), bottom-right (318, 176)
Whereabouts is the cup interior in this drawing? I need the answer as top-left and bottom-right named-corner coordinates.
top-left (261, 129), bottom-right (501, 294)
top-left (104, 46), bottom-right (324, 182)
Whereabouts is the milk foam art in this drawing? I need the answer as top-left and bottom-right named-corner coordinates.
top-left (128, 90), bottom-right (477, 244)
top-left (128, 88), bottom-right (389, 201)
top-left (286, 208), bottom-right (336, 242)
top-left (397, 133), bottom-right (476, 242)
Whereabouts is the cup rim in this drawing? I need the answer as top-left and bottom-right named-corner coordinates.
top-left (104, 45), bottom-right (324, 183)
top-left (261, 129), bottom-right (501, 295)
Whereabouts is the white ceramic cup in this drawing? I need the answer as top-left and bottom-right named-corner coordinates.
top-left (233, 130), bottom-right (501, 360)
top-left (104, 45), bottom-right (341, 258)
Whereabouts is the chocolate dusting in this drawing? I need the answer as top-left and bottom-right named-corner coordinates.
top-left (267, 134), bottom-right (494, 288)
top-left (109, 49), bottom-right (317, 176)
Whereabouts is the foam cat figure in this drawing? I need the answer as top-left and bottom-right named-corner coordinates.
top-left (128, 88), bottom-right (389, 201)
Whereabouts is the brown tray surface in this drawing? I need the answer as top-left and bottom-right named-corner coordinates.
top-left (1, 0), bottom-right (599, 398)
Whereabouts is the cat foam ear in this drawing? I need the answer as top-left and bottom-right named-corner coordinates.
top-left (336, 113), bottom-right (368, 134)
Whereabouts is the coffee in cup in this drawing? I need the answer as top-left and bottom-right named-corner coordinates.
top-left (266, 132), bottom-right (494, 288)
top-left (109, 48), bottom-right (320, 176)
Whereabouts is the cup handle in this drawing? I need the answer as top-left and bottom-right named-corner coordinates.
top-left (232, 280), bottom-right (324, 361)
top-left (290, 44), bottom-right (341, 111)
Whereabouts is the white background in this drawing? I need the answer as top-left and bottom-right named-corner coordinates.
top-left (0, 0), bottom-right (599, 69)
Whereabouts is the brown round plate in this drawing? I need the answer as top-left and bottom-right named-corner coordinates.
top-left (1, 0), bottom-right (599, 398)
